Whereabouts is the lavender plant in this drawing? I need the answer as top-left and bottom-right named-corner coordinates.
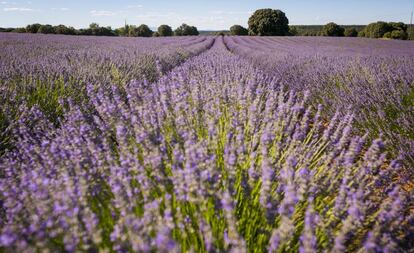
top-left (224, 36), bottom-right (414, 170)
top-left (0, 33), bottom-right (214, 155)
top-left (0, 37), bottom-right (412, 252)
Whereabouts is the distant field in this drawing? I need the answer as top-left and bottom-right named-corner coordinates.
top-left (0, 33), bottom-right (413, 252)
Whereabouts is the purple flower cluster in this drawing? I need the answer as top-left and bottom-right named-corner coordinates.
top-left (0, 35), bottom-right (412, 252)
top-left (224, 36), bottom-right (414, 168)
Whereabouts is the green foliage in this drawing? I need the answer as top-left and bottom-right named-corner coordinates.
top-left (358, 30), bottom-right (366, 37)
top-left (230, 25), bottom-right (248, 36)
top-left (114, 24), bottom-right (129, 36)
top-left (136, 24), bottom-right (153, 37)
top-left (216, 31), bottom-right (227, 36)
top-left (12, 27), bottom-right (27, 33)
top-left (389, 22), bottom-right (407, 32)
top-left (174, 23), bottom-right (199, 36)
top-left (92, 24), bottom-right (115, 36)
top-left (158, 24), bottom-right (173, 36)
top-left (362, 21), bottom-right (408, 40)
top-left (322, 22), bottom-right (345, 37)
top-left (289, 26), bottom-right (298, 36)
top-left (128, 25), bottom-right (153, 37)
top-left (78, 23), bottom-right (116, 36)
top-left (383, 32), bottom-right (392, 39)
top-left (5, 21), bottom-right (410, 41)
top-left (390, 30), bottom-right (408, 40)
top-left (37, 24), bottom-right (55, 34)
top-left (364, 21), bottom-right (390, 38)
top-left (0, 109), bottom-right (11, 156)
top-left (0, 76), bottom-right (76, 156)
top-left (25, 23), bottom-right (41, 33)
top-left (408, 26), bottom-right (414, 40)
top-left (248, 9), bottom-right (289, 36)
top-left (344, 27), bottom-right (358, 37)
top-left (128, 25), bottom-right (138, 37)
top-left (290, 25), bottom-right (364, 37)
top-left (89, 23), bottom-right (99, 29)
top-left (0, 27), bottom-right (14, 32)
top-left (54, 24), bottom-right (76, 35)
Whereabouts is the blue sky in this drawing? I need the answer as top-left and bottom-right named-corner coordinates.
top-left (0, 0), bottom-right (413, 30)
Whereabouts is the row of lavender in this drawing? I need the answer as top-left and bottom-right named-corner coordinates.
top-left (224, 36), bottom-right (414, 169)
top-left (0, 33), bottom-right (214, 83)
top-left (0, 33), bottom-right (214, 156)
top-left (1, 37), bottom-right (412, 252)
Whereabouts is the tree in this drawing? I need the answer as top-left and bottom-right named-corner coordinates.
top-left (383, 32), bottom-right (392, 39)
top-left (190, 26), bottom-right (199, 36)
top-left (89, 23), bottom-right (99, 30)
top-left (248, 9), bottom-right (289, 36)
top-left (98, 26), bottom-right (115, 36)
top-left (0, 27), bottom-right (13, 32)
top-left (174, 24), bottom-right (199, 36)
top-left (322, 22), bottom-right (345, 37)
top-left (362, 21), bottom-right (408, 40)
top-left (344, 28), bottom-right (358, 37)
top-left (128, 25), bottom-right (138, 36)
top-left (115, 25), bottom-right (130, 36)
top-left (136, 24), bottom-right (153, 37)
top-left (390, 30), bottom-right (408, 40)
top-left (37, 24), bottom-right (55, 34)
top-left (26, 23), bottom-right (41, 33)
top-left (54, 24), bottom-right (76, 35)
top-left (13, 27), bottom-right (26, 33)
top-left (358, 30), bottom-right (366, 37)
top-left (153, 32), bottom-right (160, 37)
top-left (363, 22), bottom-right (391, 38)
top-left (78, 29), bottom-right (92, 36)
top-left (230, 25), bottom-right (248, 36)
top-left (389, 22), bottom-right (407, 32)
top-left (409, 27), bottom-right (414, 40)
top-left (79, 23), bottom-right (115, 36)
top-left (288, 26), bottom-right (298, 36)
top-left (158, 25), bottom-right (173, 36)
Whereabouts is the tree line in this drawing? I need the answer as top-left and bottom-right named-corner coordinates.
top-left (1, 8), bottom-right (412, 40)
top-left (0, 23), bottom-right (199, 37)
top-left (227, 9), bottom-right (412, 40)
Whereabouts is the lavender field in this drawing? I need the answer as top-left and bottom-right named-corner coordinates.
top-left (0, 33), bottom-right (413, 252)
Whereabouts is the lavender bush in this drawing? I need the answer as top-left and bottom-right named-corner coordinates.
top-left (0, 33), bottom-right (214, 155)
top-left (224, 36), bottom-right (414, 169)
top-left (0, 36), bottom-right (412, 252)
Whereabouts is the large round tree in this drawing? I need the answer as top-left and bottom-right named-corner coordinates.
top-left (248, 9), bottom-right (289, 36)
top-left (174, 24), bottom-right (199, 36)
top-left (230, 25), bottom-right (248, 36)
top-left (136, 24), bottom-right (153, 37)
top-left (322, 22), bottom-right (345, 37)
top-left (158, 25), bottom-right (173, 37)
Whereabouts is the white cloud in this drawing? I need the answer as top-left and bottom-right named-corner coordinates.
top-left (1, 1), bottom-right (18, 4)
top-left (3, 7), bottom-right (33, 11)
top-left (127, 4), bottom-right (143, 9)
top-left (90, 10), bottom-right (116, 17)
top-left (51, 7), bottom-right (69, 11)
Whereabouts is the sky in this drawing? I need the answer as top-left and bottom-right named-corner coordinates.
top-left (0, 0), bottom-right (413, 30)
